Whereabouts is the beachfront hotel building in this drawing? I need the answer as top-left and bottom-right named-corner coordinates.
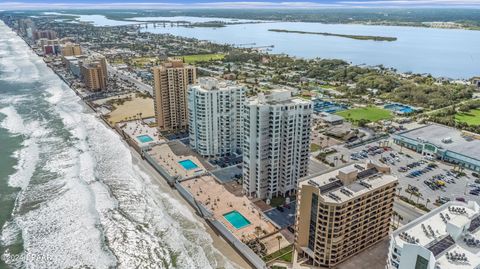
top-left (187, 77), bottom-right (246, 157)
top-left (387, 201), bottom-right (480, 269)
top-left (153, 59), bottom-right (196, 133)
top-left (80, 56), bottom-right (108, 91)
top-left (294, 162), bottom-right (398, 268)
top-left (242, 89), bottom-right (312, 199)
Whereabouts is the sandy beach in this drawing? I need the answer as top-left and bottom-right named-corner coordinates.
top-left (129, 145), bottom-right (254, 269)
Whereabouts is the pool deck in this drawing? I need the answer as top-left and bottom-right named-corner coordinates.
top-left (148, 143), bottom-right (206, 179)
top-left (181, 176), bottom-right (276, 241)
top-left (118, 119), bottom-right (164, 146)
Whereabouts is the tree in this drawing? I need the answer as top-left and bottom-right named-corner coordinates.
top-left (397, 187), bottom-right (403, 196)
top-left (276, 235), bottom-right (282, 252)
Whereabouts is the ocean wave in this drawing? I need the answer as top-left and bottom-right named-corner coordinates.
top-left (0, 20), bottom-right (236, 269)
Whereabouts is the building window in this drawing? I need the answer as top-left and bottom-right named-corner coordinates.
top-left (414, 255), bottom-right (429, 269)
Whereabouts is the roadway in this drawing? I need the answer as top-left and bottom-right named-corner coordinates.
top-left (107, 65), bottom-right (153, 95)
top-left (393, 199), bottom-right (425, 225)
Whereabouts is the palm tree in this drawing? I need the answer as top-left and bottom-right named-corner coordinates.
top-left (416, 193), bottom-right (423, 204)
top-left (276, 235), bottom-right (282, 252)
top-left (397, 215), bottom-right (404, 227)
top-left (397, 187), bottom-right (403, 197)
top-left (425, 198), bottom-right (431, 208)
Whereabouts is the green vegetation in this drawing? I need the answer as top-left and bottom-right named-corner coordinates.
top-left (181, 53), bottom-right (225, 64)
top-left (399, 196), bottom-right (430, 212)
top-left (428, 100), bottom-right (480, 133)
top-left (336, 106), bottom-right (392, 124)
top-left (263, 245), bottom-right (293, 263)
top-left (455, 109), bottom-right (480, 126)
top-left (269, 196), bottom-right (286, 207)
top-left (269, 29), bottom-right (397, 41)
top-left (310, 143), bottom-right (321, 152)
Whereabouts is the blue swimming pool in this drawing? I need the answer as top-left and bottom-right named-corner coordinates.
top-left (313, 100), bottom-right (349, 113)
top-left (137, 134), bottom-right (154, 143)
top-left (178, 159), bottom-right (199, 170)
top-left (384, 104), bottom-right (415, 114)
top-left (223, 210), bottom-right (251, 229)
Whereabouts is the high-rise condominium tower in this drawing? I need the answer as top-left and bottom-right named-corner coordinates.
top-left (80, 56), bottom-right (107, 91)
top-left (295, 163), bottom-right (398, 268)
top-left (242, 89), bottom-right (312, 199)
top-left (188, 77), bottom-right (246, 157)
top-left (153, 59), bottom-right (196, 132)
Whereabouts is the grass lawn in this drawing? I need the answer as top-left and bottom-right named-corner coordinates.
top-left (269, 196), bottom-right (286, 207)
top-left (263, 245), bottom-right (293, 263)
top-left (336, 106), bottom-right (393, 123)
top-left (180, 53), bottom-right (225, 64)
top-left (310, 143), bottom-right (321, 152)
top-left (455, 109), bottom-right (480, 126)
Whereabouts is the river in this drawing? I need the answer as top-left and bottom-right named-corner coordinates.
top-left (47, 13), bottom-right (480, 79)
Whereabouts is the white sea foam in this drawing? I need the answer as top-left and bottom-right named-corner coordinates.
top-left (0, 19), bottom-right (236, 269)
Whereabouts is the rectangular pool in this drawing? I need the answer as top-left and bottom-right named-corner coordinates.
top-left (178, 159), bottom-right (199, 170)
top-left (223, 210), bottom-right (251, 229)
top-left (137, 134), bottom-right (154, 143)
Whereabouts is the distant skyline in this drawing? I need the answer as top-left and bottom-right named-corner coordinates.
top-left (1, 0), bottom-right (480, 10)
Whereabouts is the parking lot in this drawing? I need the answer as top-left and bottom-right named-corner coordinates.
top-left (328, 138), bottom-right (480, 210)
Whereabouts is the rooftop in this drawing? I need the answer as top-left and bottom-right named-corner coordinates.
top-left (392, 201), bottom-right (480, 269)
top-left (249, 88), bottom-right (310, 106)
top-left (396, 124), bottom-right (480, 159)
top-left (299, 162), bottom-right (397, 204)
top-left (190, 77), bottom-right (242, 92)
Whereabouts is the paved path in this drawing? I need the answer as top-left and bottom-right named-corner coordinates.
top-left (393, 199), bottom-right (425, 225)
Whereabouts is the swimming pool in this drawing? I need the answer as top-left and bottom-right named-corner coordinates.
top-left (313, 100), bottom-right (349, 114)
top-left (223, 210), bottom-right (251, 229)
top-left (384, 103), bottom-right (415, 114)
top-left (137, 134), bottom-right (154, 143)
top-left (178, 159), bottom-right (199, 170)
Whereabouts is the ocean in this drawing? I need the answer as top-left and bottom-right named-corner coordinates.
top-left (0, 21), bottom-right (235, 269)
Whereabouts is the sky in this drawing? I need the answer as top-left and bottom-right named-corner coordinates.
top-left (1, 0), bottom-right (480, 10)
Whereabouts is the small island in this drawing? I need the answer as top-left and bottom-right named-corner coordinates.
top-left (268, 29), bottom-right (397, 41)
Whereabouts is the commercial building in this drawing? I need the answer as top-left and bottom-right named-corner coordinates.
top-left (295, 162), bottom-right (398, 268)
top-left (60, 43), bottom-right (82, 57)
top-left (387, 201), bottom-right (480, 269)
top-left (242, 89), bottom-right (312, 199)
top-left (393, 124), bottom-right (480, 172)
top-left (187, 77), bottom-right (246, 157)
top-left (153, 59), bottom-right (196, 133)
top-left (80, 57), bottom-right (108, 91)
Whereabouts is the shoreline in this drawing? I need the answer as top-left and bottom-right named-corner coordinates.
top-left (10, 25), bottom-right (254, 269)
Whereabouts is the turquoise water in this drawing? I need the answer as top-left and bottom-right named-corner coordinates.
top-left (223, 211), bottom-right (251, 229)
top-left (178, 159), bottom-right (199, 170)
top-left (137, 134), bottom-right (153, 143)
top-left (384, 103), bottom-right (415, 114)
